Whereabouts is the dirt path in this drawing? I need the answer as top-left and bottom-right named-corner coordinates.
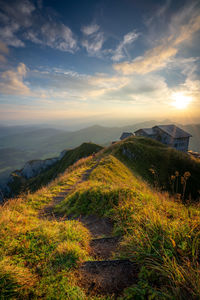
top-left (39, 159), bottom-right (138, 297)
top-left (39, 159), bottom-right (100, 219)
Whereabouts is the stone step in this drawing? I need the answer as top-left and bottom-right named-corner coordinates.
top-left (79, 259), bottom-right (138, 296)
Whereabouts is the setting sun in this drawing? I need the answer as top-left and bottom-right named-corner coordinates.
top-left (172, 92), bottom-right (192, 109)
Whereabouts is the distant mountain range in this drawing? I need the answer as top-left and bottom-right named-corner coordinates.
top-left (0, 121), bottom-right (199, 183)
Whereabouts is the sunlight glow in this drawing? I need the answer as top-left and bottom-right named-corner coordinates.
top-left (171, 92), bottom-right (192, 109)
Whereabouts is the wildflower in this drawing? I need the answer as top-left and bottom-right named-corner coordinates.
top-left (184, 171), bottom-right (191, 179)
top-left (149, 168), bottom-right (155, 174)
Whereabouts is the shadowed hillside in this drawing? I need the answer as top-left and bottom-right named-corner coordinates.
top-left (108, 136), bottom-right (200, 201)
top-left (6, 142), bottom-right (103, 198)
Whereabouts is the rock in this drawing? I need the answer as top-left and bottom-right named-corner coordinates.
top-left (0, 149), bottom-right (68, 200)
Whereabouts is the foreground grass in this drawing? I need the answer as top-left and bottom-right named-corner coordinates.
top-left (1, 138), bottom-right (200, 299)
top-left (0, 157), bottom-right (99, 299)
top-left (56, 154), bottom-right (200, 299)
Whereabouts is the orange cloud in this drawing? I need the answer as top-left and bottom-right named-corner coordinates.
top-left (114, 45), bottom-right (177, 75)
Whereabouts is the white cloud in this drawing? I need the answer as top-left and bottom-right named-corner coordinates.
top-left (112, 30), bottom-right (139, 61)
top-left (82, 32), bottom-right (104, 56)
top-left (81, 23), bottom-right (104, 57)
top-left (0, 63), bottom-right (30, 95)
top-left (81, 24), bottom-right (99, 35)
top-left (26, 22), bottom-right (77, 52)
top-left (0, 0), bottom-right (77, 52)
top-left (29, 67), bottom-right (171, 106)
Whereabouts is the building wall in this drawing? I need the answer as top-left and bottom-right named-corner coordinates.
top-left (135, 129), bottom-right (147, 137)
top-left (136, 127), bottom-right (190, 152)
top-left (172, 137), bottom-right (189, 152)
top-left (153, 127), bottom-right (173, 145)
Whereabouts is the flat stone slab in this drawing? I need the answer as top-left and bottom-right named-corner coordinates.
top-left (79, 259), bottom-right (138, 295)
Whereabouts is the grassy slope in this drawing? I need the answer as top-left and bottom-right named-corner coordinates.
top-left (0, 137), bottom-right (200, 299)
top-left (8, 142), bottom-right (102, 196)
top-left (55, 140), bottom-right (200, 299)
top-left (0, 157), bottom-right (96, 299)
top-left (109, 137), bottom-right (200, 201)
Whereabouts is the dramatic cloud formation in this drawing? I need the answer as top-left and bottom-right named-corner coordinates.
top-left (114, 2), bottom-right (200, 74)
top-left (0, 63), bottom-right (30, 95)
top-left (0, 0), bottom-right (199, 123)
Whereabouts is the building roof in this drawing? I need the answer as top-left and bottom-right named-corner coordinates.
top-left (120, 132), bottom-right (134, 140)
top-left (135, 128), bottom-right (155, 135)
top-left (153, 125), bottom-right (192, 138)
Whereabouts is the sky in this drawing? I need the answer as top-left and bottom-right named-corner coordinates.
top-left (0, 0), bottom-right (200, 126)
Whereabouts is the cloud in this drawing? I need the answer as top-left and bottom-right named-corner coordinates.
top-left (0, 0), bottom-right (35, 47)
top-left (145, 0), bottom-right (171, 26)
top-left (1, 62), bottom-right (199, 121)
top-left (114, 1), bottom-right (200, 74)
top-left (0, 63), bottom-right (30, 95)
top-left (112, 30), bottom-right (139, 61)
top-left (90, 74), bottom-right (170, 104)
top-left (177, 78), bottom-right (200, 107)
top-left (81, 24), bottom-right (99, 35)
top-left (29, 66), bottom-right (172, 107)
top-left (0, 0), bottom-right (77, 52)
top-left (81, 23), bottom-right (104, 56)
top-left (0, 0), bottom-right (35, 27)
top-left (114, 44), bottom-right (178, 74)
top-left (0, 41), bottom-right (9, 55)
top-left (0, 41), bottom-right (9, 63)
top-left (0, 23), bottom-right (25, 47)
top-left (26, 22), bottom-right (77, 52)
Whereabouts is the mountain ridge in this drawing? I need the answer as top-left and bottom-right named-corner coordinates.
top-left (0, 136), bottom-right (199, 299)
top-left (1, 121), bottom-right (199, 183)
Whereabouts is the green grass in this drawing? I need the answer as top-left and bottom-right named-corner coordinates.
top-left (8, 142), bottom-right (102, 196)
top-left (0, 199), bottom-right (91, 298)
top-left (55, 153), bottom-right (200, 299)
top-left (0, 157), bottom-right (95, 299)
top-left (1, 137), bottom-right (200, 299)
top-left (108, 136), bottom-right (200, 201)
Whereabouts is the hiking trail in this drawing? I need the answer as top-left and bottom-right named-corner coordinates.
top-left (39, 158), bottom-right (138, 297)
